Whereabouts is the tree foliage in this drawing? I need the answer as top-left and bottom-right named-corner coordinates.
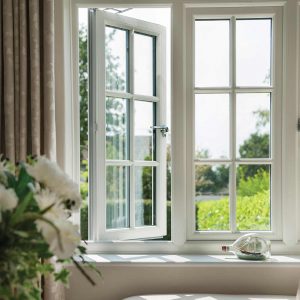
top-left (79, 26), bottom-right (88, 162)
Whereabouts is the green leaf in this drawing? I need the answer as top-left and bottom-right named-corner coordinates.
top-left (54, 269), bottom-right (70, 285)
top-left (16, 165), bottom-right (33, 198)
top-left (36, 263), bottom-right (54, 274)
top-left (5, 171), bottom-right (16, 189)
top-left (10, 192), bottom-right (34, 225)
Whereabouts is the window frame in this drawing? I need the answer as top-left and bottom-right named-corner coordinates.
top-left (185, 6), bottom-right (283, 240)
top-left (88, 9), bottom-right (167, 241)
top-left (56, 0), bottom-right (300, 254)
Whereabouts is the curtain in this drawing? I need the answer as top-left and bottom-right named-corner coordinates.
top-left (0, 0), bottom-right (64, 299)
top-left (0, 0), bottom-right (56, 162)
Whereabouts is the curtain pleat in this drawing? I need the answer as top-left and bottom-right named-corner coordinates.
top-left (0, 0), bottom-right (56, 163)
top-left (0, 1), bottom-right (4, 155)
top-left (13, 0), bottom-right (20, 162)
top-left (43, 0), bottom-right (56, 160)
top-left (19, 0), bottom-right (28, 161)
top-left (3, 0), bottom-right (15, 160)
top-left (29, 0), bottom-right (41, 157)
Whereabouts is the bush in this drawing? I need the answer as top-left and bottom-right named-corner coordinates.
top-left (196, 197), bottom-right (230, 231)
top-left (80, 201), bottom-right (88, 240)
top-left (196, 190), bottom-right (270, 231)
top-left (238, 168), bottom-right (269, 197)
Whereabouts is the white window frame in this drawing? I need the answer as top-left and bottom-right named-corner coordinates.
top-left (54, 0), bottom-right (300, 254)
top-left (88, 10), bottom-right (167, 241)
top-left (185, 6), bottom-right (283, 241)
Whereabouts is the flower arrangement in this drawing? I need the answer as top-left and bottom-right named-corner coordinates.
top-left (0, 156), bottom-right (99, 299)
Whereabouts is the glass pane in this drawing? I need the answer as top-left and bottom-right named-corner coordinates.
top-left (134, 33), bottom-right (155, 96)
top-left (106, 166), bottom-right (129, 229)
top-left (236, 93), bottom-right (271, 159)
top-left (236, 165), bottom-right (271, 231)
top-left (195, 94), bottom-right (230, 159)
top-left (195, 164), bottom-right (230, 231)
top-left (236, 19), bottom-right (272, 87)
top-left (105, 26), bottom-right (127, 92)
top-left (79, 8), bottom-right (89, 240)
top-left (135, 101), bottom-right (154, 161)
top-left (195, 20), bottom-right (230, 87)
top-left (106, 97), bottom-right (129, 160)
top-left (135, 166), bottom-right (156, 226)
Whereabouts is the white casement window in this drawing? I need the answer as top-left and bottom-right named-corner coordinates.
top-left (62, 0), bottom-right (299, 253)
top-left (186, 6), bottom-right (283, 240)
top-left (88, 10), bottom-right (167, 241)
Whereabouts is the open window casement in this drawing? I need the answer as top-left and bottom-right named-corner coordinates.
top-left (88, 9), bottom-right (167, 241)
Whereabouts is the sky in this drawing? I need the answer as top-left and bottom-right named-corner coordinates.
top-left (79, 8), bottom-right (271, 159)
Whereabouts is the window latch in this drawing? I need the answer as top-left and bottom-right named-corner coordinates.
top-left (298, 118), bottom-right (300, 132)
top-left (151, 125), bottom-right (169, 137)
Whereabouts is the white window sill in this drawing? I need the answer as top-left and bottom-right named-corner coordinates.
top-left (78, 254), bottom-right (300, 266)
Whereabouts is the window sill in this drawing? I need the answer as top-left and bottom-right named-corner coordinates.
top-left (83, 240), bottom-right (300, 254)
top-left (78, 254), bottom-right (300, 266)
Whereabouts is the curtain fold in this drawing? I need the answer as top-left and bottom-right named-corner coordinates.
top-left (0, 0), bottom-right (56, 162)
top-left (0, 1), bottom-right (63, 299)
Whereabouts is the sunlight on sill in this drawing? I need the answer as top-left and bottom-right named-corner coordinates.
top-left (77, 254), bottom-right (300, 264)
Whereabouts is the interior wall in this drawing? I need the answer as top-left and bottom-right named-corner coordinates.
top-left (65, 265), bottom-right (300, 300)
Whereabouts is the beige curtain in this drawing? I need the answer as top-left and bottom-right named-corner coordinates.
top-left (0, 0), bottom-right (56, 162)
top-left (0, 0), bottom-right (64, 299)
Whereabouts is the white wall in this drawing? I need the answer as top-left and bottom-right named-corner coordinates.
top-left (65, 264), bottom-right (300, 300)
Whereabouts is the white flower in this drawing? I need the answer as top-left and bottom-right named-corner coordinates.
top-left (36, 217), bottom-right (80, 259)
top-left (34, 189), bottom-right (67, 219)
top-left (0, 185), bottom-right (18, 221)
top-left (27, 156), bottom-right (82, 211)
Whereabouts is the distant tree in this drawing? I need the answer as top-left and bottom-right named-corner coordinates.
top-left (166, 144), bottom-right (171, 201)
top-left (195, 164), bottom-right (229, 194)
top-left (239, 133), bottom-right (269, 159)
top-left (79, 26), bottom-right (88, 162)
top-left (238, 109), bottom-right (270, 180)
top-left (142, 165), bottom-right (152, 200)
top-left (253, 109), bottom-right (270, 130)
top-left (194, 149), bottom-right (229, 194)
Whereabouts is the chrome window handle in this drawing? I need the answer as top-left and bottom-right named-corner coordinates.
top-left (151, 125), bottom-right (169, 137)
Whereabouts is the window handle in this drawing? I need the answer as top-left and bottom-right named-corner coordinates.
top-left (151, 125), bottom-right (169, 137)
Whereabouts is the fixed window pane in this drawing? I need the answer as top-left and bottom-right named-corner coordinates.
top-left (106, 97), bottom-right (129, 160)
top-left (135, 101), bottom-right (154, 161)
top-left (105, 26), bottom-right (128, 92)
top-left (106, 166), bottom-right (129, 229)
top-left (135, 166), bottom-right (156, 226)
top-left (134, 33), bottom-right (155, 96)
top-left (195, 94), bottom-right (230, 159)
top-left (236, 165), bottom-right (271, 231)
top-left (195, 20), bottom-right (230, 87)
top-left (195, 164), bottom-right (230, 231)
top-left (236, 19), bottom-right (272, 87)
top-left (236, 93), bottom-right (271, 159)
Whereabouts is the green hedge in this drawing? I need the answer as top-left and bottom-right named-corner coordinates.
top-left (196, 190), bottom-right (270, 231)
top-left (81, 191), bottom-right (270, 240)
